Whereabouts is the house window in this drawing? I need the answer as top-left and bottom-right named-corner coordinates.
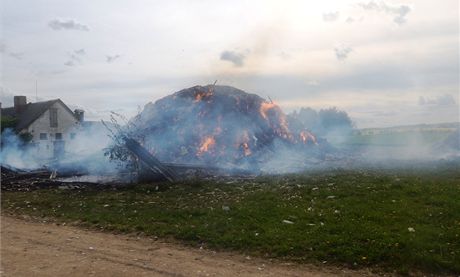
top-left (70, 133), bottom-right (76, 139)
top-left (39, 133), bottom-right (47, 140)
top-left (55, 133), bottom-right (62, 140)
top-left (50, 108), bottom-right (58, 127)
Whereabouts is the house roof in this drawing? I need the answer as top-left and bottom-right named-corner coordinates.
top-left (1, 99), bottom-right (78, 131)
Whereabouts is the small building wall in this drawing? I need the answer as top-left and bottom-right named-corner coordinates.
top-left (23, 102), bottom-right (80, 159)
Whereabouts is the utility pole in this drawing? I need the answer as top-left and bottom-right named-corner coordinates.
top-left (35, 80), bottom-right (38, 102)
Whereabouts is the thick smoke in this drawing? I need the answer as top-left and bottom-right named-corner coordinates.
top-left (55, 123), bottom-right (119, 174)
top-left (355, 126), bottom-right (460, 164)
top-left (290, 107), bottom-right (460, 167)
top-left (0, 129), bottom-right (42, 169)
top-left (0, 124), bottom-right (118, 174)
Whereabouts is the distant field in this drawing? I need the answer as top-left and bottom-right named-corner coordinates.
top-left (344, 130), bottom-right (452, 146)
top-left (327, 122), bottom-right (459, 147)
top-left (2, 164), bottom-right (460, 275)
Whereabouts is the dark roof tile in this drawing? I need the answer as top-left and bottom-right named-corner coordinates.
top-left (1, 99), bottom-right (77, 131)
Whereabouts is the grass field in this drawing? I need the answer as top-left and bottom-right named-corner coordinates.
top-left (343, 131), bottom-right (452, 147)
top-left (342, 122), bottom-right (459, 148)
top-left (2, 165), bottom-right (460, 275)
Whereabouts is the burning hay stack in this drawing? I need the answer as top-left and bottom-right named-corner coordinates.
top-left (130, 85), bottom-right (327, 171)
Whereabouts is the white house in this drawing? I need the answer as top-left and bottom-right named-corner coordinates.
top-left (1, 96), bottom-right (84, 159)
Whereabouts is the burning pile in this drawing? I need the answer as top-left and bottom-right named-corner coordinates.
top-left (131, 85), bottom-right (322, 168)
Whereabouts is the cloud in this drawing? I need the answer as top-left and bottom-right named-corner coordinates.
top-left (64, 60), bottom-right (75, 67)
top-left (278, 51), bottom-right (291, 60)
top-left (0, 42), bottom-right (6, 53)
top-left (48, 19), bottom-right (89, 31)
top-left (220, 50), bottom-right (246, 67)
top-left (0, 41), bottom-right (24, 60)
top-left (106, 54), bottom-right (121, 63)
top-left (345, 16), bottom-right (364, 24)
top-left (358, 1), bottom-right (411, 25)
top-left (0, 87), bottom-right (16, 107)
top-left (345, 17), bottom-right (355, 23)
top-left (418, 94), bottom-right (457, 106)
top-left (64, 49), bottom-right (86, 66)
top-left (74, 48), bottom-right (85, 55)
top-left (307, 80), bottom-right (320, 86)
top-left (9, 52), bottom-right (24, 60)
top-left (0, 42), bottom-right (24, 60)
top-left (323, 12), bottom-right (340, 22)
top-left (334, 45), bottom-right (353, 60)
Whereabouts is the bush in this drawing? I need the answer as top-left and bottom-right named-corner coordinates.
top-left (1, 116), bottom-right (17, 132)
top-left (290, 107), bottom-right (354, 136)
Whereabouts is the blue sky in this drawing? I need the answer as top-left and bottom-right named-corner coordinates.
top-left (1, 0), bottom-right (458, 127)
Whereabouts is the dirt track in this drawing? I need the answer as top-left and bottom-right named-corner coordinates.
top-left (1, 215), bottom-right (377, 276)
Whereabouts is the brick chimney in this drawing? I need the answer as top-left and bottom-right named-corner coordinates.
top-left (74, 109), bottom-right (84, 122)
top-left (14, 96), bottom-right (27, 113)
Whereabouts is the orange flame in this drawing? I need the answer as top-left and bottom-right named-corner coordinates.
top-left (239, 131), bottom-right (252, 156)
top-left (242, 142), bottom-right (251, 156)
top-left (259, 102), bottom-right (277, 120)
top-left (197, 136), bottom-right (216, 155)
top-left (299, 131), bottom-right (318, 145)
top-left (260, 101), bottom-right (295, 141)
top-left (194, 89), bottom-right (214, 102)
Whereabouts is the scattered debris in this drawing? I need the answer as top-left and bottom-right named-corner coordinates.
top-left (1, 165), bottom-right (117, 191)
top-left (124, 137), bottom-right (178, 182)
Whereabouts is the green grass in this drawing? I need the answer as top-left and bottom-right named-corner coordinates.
top-left (344, 131), bottom-right (452, 146)
top-left (2, 167), bottom-right (460, 275)
top-left (346, 131), bottom-right (451, 146)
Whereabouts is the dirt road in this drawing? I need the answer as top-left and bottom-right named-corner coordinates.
top-left (1, 215), bottom-right (377, 276)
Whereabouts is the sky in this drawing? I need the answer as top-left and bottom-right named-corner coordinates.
top-left (1, 0), bottom-right (458, 128)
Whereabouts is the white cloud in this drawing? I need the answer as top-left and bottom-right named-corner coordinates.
top-left (220, 50), bottom-right (246, 67)
top-left (0, 42), bottom-right (24, 60)
top-left (48, 19), bottom-right (90, 31)
top-left (358, 1), bottom-right (411, 25)
top-left (1, 0), bottom-right (457, 127)
top-left (74, 48), bottom-right (86, 55)
top-left (9, 52), bottom-right (24, 60)
top-left (323, 12), bottom-right (340, 22)
top-left (106, 54), bottom-right (121, 63)
top-left (334, 45), bottom-right (353, 60)
top-left (0, 42), bottom-right (6, 53)
top-left (64, 49), bottom-right (86, 66)
top-left (64, 60), bottom-right (75, 67)
top-left (345, 17), bottom-right (355, 23)
top-left (419, 94), bottom-right (457, 106)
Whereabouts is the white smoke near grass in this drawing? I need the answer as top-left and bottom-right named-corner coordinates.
top-left (347, 126), bottom-right (460, 167)
top-left (0, 124), bottom-right (120, 174)
top-left (0, 129), bottom-right (41, 169)
top-left (290, 106), bottom-right (460, 166)
top-left (55, 123), bottom-right (120, 174)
